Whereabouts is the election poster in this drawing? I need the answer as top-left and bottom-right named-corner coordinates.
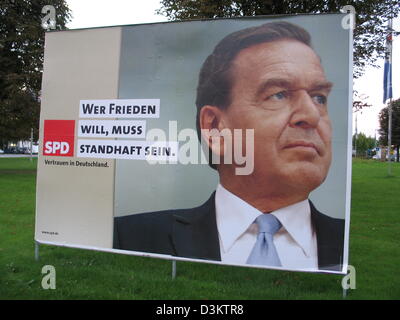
top-left (36, 13), bottom-right (352, 274)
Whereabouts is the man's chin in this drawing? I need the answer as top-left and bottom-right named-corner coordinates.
top-left (280, 161), bottom-right (329, 192)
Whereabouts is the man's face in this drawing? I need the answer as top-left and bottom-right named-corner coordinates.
top-left (221, 39), bottom-right (333, 197)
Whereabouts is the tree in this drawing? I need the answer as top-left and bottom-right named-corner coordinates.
top-left (157, 0), bottom-right (400, 79)
top-left (378, 98), bottom-right (400, 162)
top-left (0, 0), bottom-right (71, 149)
top-left (353, 90), bottom-right (372, 112)
top-left (353, 132), bottom-right (376, 158)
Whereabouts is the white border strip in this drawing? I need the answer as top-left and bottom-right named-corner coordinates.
top-left (35, 239), bottom-right (346, 275)
top-left (342, 24), bottom-right (354, 275)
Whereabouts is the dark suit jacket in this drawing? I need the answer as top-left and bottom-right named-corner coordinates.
top-left (113, 193), bottom-right (345, 272)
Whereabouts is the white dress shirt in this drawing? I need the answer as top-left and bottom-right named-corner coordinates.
top-left (215, 184), bottom-right (318, 270)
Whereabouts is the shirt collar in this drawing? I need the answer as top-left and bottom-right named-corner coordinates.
top-left (215, 184), bottom-right (314, 257)
top-left (271, 200), bottom-right (314, 257)
top-left (215, 184), bottom-right (260, 253)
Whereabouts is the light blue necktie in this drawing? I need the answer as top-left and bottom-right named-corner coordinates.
top-left (247, 214), bottom-right (282, 267)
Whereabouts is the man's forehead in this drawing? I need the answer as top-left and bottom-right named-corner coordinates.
top-left (230, 39), bottom-right (328, 87)
top-left (233, 39), bottom-right (322, 69)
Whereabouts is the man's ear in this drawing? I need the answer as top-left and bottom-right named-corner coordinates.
top-left (199, 105), bottom-right (228, 157)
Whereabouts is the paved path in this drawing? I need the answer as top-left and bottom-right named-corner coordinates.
top-left (0, 154), bottom-right (38, 158)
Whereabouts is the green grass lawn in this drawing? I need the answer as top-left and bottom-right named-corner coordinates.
top-left (0, 157), bottom-right (399, 299)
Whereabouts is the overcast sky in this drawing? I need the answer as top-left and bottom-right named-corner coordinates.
top-left (65, 0), bottom-right (399, 138)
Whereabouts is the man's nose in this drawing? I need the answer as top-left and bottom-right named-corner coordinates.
top-left (289, 90), bottom-right (321, 129)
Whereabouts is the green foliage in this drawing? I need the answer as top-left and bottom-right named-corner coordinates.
top-left (378, 98), bottom-right (400, 147)
top-left (0, 0), bottom-right (71, 149)
top-left (157, 0), bottom-right (400, 78)
top-left (353, 132), bottom-right (376, 157)
top-left (379, 98), bottom-right (400, 162)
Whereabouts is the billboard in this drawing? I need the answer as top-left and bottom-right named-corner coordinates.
top-left (35, 14), bottom-right (352, 274)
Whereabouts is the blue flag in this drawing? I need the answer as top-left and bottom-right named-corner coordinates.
top-left (383, 19), bottom-right (393, 104)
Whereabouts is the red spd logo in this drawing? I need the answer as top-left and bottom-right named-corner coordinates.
top-left (43, 120), bottom-right (75, 156)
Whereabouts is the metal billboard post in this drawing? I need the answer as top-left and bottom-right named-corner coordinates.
top-left (35, 241), bottom-right (40, 261)
top-left (172, 260), bottom-right (177, 279)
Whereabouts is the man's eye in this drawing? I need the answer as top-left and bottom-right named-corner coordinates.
top-left (268, 91), bottom-right (288, 100)
top-left (313, 95), bottom-right (327, 105)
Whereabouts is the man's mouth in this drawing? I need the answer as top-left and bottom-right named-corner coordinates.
top-left (283, 141), bottom-right (320, 155)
